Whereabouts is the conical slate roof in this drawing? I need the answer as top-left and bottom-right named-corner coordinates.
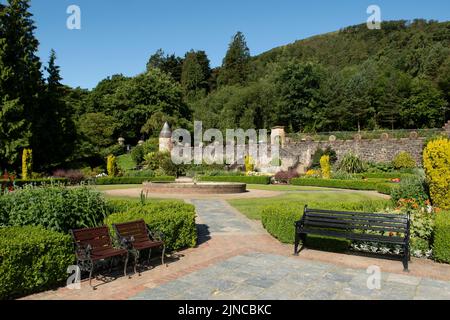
top-left (159, 122), bottom-right (172, 138)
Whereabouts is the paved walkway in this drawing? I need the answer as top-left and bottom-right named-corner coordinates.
top-left (131, 252), bottom-right (450, 300)
top-left (24, 198), bottom-right (450, 300)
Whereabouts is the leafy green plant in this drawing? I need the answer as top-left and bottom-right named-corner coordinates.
top-left (0, 226), bottom-right (74, 299)
top-left (2, 185), bottom-right (108, 233)
top-left (390, 176), bottom-right (429, 204)
top-left (130, 145), bottom-right (145, 165)
top-left (105, 201), bottom-right (197, 251)
top-left (336, 152), bottom-right (366, 173)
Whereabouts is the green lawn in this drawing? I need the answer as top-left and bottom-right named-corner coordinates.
top-left (228, 191), bottom-right (390, 220)
top-left (93, 184), bottom-right (140, 191)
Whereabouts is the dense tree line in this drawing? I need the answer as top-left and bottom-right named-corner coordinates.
top-left (0, 0), bottom-right (449, 173)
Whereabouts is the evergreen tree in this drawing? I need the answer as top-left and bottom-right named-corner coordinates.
top-left (0, 0), bottom-right (42, 169)
top-left (34, 49), bottom-right (76, 169)
top-left (218, 31), bottom-right (250, 86)
top-left (181, 50), bottom-right (211, 97)
top-left (146, 49), bottom-right (183, 82)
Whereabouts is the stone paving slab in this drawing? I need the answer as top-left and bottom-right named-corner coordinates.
top-left (129, 253), bottom-right (450, 300)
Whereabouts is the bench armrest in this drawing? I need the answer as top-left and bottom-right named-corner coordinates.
top-left (75, 244), bottom-right (92, 261)
top-left (148, 229), bottom-right (165, 242)
top-left (120, 236), bottom-right (135, 250)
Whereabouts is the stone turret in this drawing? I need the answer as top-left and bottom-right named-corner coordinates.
top-left (159, 122), bottom-right (173, 152)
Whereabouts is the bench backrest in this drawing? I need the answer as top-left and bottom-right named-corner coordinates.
top-left (301, 207), bottom-right (409, 235)
top-left (113, 219), bottom-right (150, 245)
top-left (70, 226), bottom-right (113, 254)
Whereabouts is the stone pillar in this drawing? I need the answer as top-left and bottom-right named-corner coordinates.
top-left (444, 120), bottom-right (450, 137)
top-left (271, 126), bottom-right (286, 147)
top-left (159, 122), bottom-right (173, 153)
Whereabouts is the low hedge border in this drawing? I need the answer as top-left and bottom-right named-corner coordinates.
top-left (433, 211), bottom-right (450, 263)
top-left (198, 175), bottom-right (271, 185)
top-left (0, 178), bottom-right (68, 187)
top-left (290, 178), bottom-right (398, 195)
top-left (261, 200), bottom-right (391, 251)
top-left (95, 176), bottom-right (175, 185)
top-left (354, 172), bottom-right (415, 179)
top-left (0, 226), bottom-right (74, 300)
top-left (105, 200), bottom-right (197, 251)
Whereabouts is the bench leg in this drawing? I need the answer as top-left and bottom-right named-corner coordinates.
top-left (162, 245), bottom-right (167, 267)
top-left (294, 232), bottom-right (300, 256)
top-left (124, 252), bottom-right (129, 278)
top-left (147, 248), bottom-right (152, 266)
top-left (88, 261), bottom-right (95, 290)
top-left (403, 245), bottom-right (409, 272)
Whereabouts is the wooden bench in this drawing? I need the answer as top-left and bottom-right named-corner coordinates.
top-left (113, 219), bottom-right (166, 274)
top-left (294, 206), bottom-right (411, 271)
top-left (70, 226), bottom-right (130, 288)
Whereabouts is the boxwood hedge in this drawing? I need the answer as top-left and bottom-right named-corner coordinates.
top-left (261, 200), bottom-right (391, 251)
top-left (95, 176), bottom-right (175, 185)
top-left (198, 175), bottom-right (271, 185)
top-left (433, 211), bottom-right (450, 263)
top-left (0, 226), bottom-right (74, 300)
top-left (290, 178), bottom-right (398, 195)
top-left (105, 201), bottom-right (197, 251)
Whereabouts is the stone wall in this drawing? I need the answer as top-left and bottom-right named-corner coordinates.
top-left (279, 137), bottom-right (427, 173)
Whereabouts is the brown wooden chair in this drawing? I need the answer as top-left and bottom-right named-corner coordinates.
top-left (70, 226), bottom-right (129, 289)
top-left (113, 219), bottom-right (166, 274)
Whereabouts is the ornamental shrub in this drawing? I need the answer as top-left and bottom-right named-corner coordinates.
top-left (105, 201), bottom-right (197, 251)
top-left (392, 151), bottom-right (416, 170)
top-left (423, 137), bottom-right (450, 209)
top-left (107, 155), bottom-right (118, 177)
top-left (336, 152), bottom-right (366, 174)
top-left (274, 169), bottom-right (299, 184)
top-left (2, 185), bottom-right (108, 233)
top-left (320, 155), bottom-right (331, 179)
top-left (21, 149), bottom-right (32, 180)
top-left (244, 155), bottom-right (254, 173)
top-left (0, 226), bottom-right (74, 299)
top-left (309, 147), bottom-right (337, 170)
top-left (433, 211), bottom-right (450, 263)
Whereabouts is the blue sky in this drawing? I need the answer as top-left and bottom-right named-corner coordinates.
top-left (24, 0), bottom-right (450, 89)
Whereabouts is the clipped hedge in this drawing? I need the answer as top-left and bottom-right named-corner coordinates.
top-left (0, 226), bottom-right (74, 300)
top-left (433, 211), bottom-right (450, 263)
top-left (105, 201), bottom-right (197, 251)
top-left (0, 178), bottom-right (68, 187)
top-left (291, 178), bottom-right (397, 195)
top-left (261, 200), bottom-right (391, 251)
top-left (95, 176), bottom-right (175, 185)
top-left (0, 185), bottom-right (108, 233)
top-left (198, 175), bottom-right (271, 185)
top-left (354, 172), bottom-right (415, 179)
